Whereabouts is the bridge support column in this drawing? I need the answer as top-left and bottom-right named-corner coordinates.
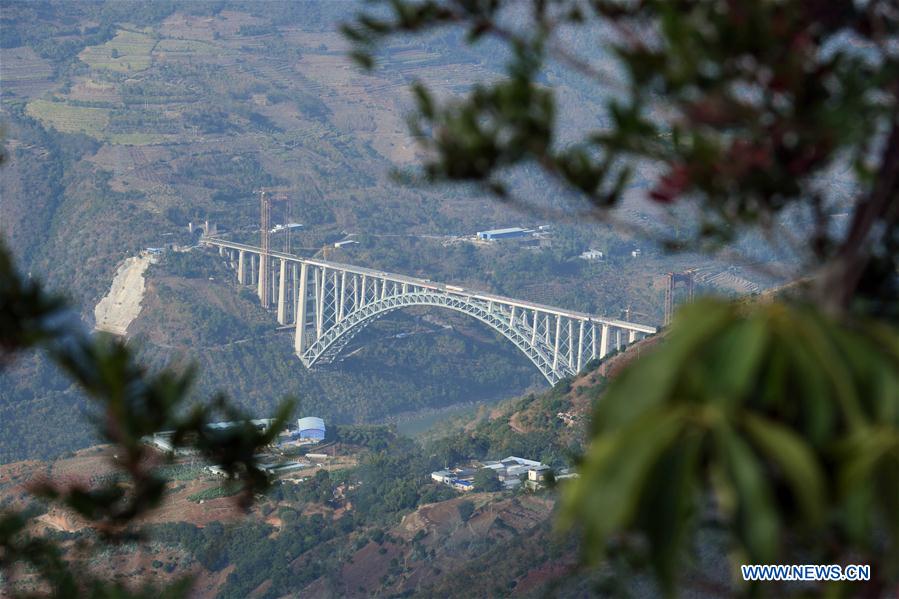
top-left (591, 324), bottom-right (598, 359)
top-left (237, 250), bottom-right (246, 285)
top-left (568, 320), bottom-right (574, 369)
top-left (338, 271), bottom-right (346, 321)
top-left (294, 263), bottom-right (308, 354)
top-left (531, 311), bottom-right (538, 345)
top-left (292, 263), bottom-right (299, 323)
top-left (616, 329), bottom-right (622, 350)
top-left (628, 329), bottom-right (637, 344)
top-left (257, 255), bottom-right (265, 304)
top-left (600, 324), bottom-right (610, 358)
top-left (577, 320), bottom-right (585, 372)
top-left (552, 316), bottom-right (561, 370)
top-left (250, 254), bottom-right (256, 286)
top-left (317, 267), bottom-right (327, 337)
top-left (273, 268), bottom-right (278, 308)
top-left (277, 259), bottom-right (287, 325)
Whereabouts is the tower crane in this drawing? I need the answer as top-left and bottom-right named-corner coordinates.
top-left (253, 187), bottom-right (291, 308)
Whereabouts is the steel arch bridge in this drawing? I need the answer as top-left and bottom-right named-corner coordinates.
top-left (201, 239), bottom-right (657, 385)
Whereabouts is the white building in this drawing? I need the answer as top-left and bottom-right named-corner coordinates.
top-left (579, 249), bottom-right (604, 261)
top-left (431, 470), bottom-right (453, 484)
top-left (476, 227), bottom-right (531, 241)
top-left (480, 457), bottom-right (547, 488)
top-left (528, 465), bottom-right (552, 482)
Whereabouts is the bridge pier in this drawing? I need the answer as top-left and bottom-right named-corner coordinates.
top-left (338, 271), bottom-right (347, 322)
top-left (577, 321), bottom-right (585, 371)
top-left (294, 262), bottom-right (308, 353)
top-left (292, 263), bottom-right (299, 324)
top-left (600, 324), bottom-right (610, 358)
top-left (315, 267), bottom-right (325, 337)
top-left (237, 250), bottom-right (246, 285)
top-left (257, 255), bottom-right (266, 307)
top-left (552, 316), bottom-right (561, 370)
top-left (271, 267), bottom-right (277, 311)
top-left (277, 258), bottom-right (288, 324)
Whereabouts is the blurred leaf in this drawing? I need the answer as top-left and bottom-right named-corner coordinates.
top-left (565, 297), bottom-right (899, 588)
top-left (742, 412), bottom-right (826, 529)
top-left (561, 405), bottom-right (689, 561)
top-left (714, 421), bottom-right (780, 562)
top-left (0, 241), bottom-right (66, 362)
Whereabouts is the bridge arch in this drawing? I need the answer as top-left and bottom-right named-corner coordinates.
top-left (298, 291), bottom-right (567, 385)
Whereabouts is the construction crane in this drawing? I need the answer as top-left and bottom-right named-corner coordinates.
top-left (254, 187), bottom-right (291, 308)
top-left (621, 305), bottom-right (652, 321)
top-left (663, 269), bottom-right (696, 326)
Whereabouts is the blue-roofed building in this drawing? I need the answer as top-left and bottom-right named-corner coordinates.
top-left (295, 416), bottom-right (326, 441)
top-left (451, 479), bottom-right (474, 492)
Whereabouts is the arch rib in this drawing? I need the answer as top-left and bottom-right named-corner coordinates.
top-left (299, 291), bottom-right (572, 385)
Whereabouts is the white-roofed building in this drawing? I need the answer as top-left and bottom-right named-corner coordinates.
top-left (295, 416), bottom-right (326, 441)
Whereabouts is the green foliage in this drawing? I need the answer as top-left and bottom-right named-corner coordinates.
top-left (186, 485), bottom-right (240, 503)
top-left (149, 514), bottom-right (338, 597)
top-left (562, 299), bottom-right (899, 591)
top-left (472, 469), bottom-right (502, 493)
top-left (294, 469), bottom-right (335, 504)
top-left (457, 500), bottom-right (475, 521)
top-left (0, 242), bottom-right (66, 358)
top-left (349, 437), bottom-right (435, 522)
top-left (0, 239), bottom-right (294, 596)
top-left (335, 424), bottom-right (396, 451)
top-left (427, 378), bottom-right (590, 470)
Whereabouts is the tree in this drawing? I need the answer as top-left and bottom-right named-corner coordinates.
top-left (472, 468), bottom-right (502, 493)
top-left (0, 241), bottom-right (294, 596)
top-left (457, 499), bottom-right (475, 521)
top-left (344, 1), bottom-right (899, 594)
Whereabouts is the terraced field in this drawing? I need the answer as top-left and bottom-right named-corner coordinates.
top-left (0, 46), bottom-right (55, 98)
top-left (153, 38), bottom-right (221, 57)
top-left (78, 28), bottom-right (157, 73)
top-left (25, 99), bottom-right (110, 137)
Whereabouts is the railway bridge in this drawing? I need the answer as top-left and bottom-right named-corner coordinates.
top-left (201, 238), bottom-right (657, 385)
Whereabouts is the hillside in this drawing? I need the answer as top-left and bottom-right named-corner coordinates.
top-left (2, 339), bottom-right (738, 598)
top-left (0, 318), bottom-right (733, 599)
